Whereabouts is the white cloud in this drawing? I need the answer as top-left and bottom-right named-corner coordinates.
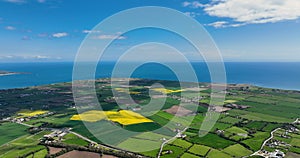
top-left (204, 0), bottom-right (300, 25)
top-left (3, 0), bottom-right (26, 4)
top-left (82, 30), bottom-right (101, 33)
top-left (5, 26), bottom-right (16, 30)
top-left (52, 32), bottom-right (68, 38)
top-left (93, 34), bottom-right (126, 40)
top-left (184, 12), bottom-right (200, 18)
top-left (207, 21), bottom-right (228, 28)
top-left (34, 55), bottom-right (49, 59)
top-left (182, 1), bottom-right (206, 8)
top-left (207, 21), bottom-right (247, 28)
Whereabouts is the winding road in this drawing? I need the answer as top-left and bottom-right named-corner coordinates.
top-left (157, 127), bottom-right (188, 158)
top-left (249, 118), bottom-right (299, 157)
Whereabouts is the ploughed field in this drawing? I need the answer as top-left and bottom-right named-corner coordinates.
top-left (0, 78), bottom-right (299, 158)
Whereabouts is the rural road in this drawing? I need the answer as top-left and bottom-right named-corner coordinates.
top-left (249, 118), bottom-right (299, 157)
top-left (157, 127), bottom-right (188, 158)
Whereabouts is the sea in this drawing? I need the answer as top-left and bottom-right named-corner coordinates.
top-left (0, 62), bottom-right (300, 91)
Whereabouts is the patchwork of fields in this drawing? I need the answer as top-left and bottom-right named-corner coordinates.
top-left (0, 78), bottom-right (299, 158)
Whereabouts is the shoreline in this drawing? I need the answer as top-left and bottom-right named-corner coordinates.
top-left (0, 77), bottom-right (299, 92)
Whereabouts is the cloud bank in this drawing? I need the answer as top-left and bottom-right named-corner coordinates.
top-left (183, 0), bottom-right (300, 27)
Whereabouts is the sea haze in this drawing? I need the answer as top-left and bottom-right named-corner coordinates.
top-left (0, 62), bottom-right (299, 90)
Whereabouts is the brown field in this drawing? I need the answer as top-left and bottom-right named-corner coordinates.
top-left (213, 106), bottom-right (231, 112)
top-left (286, 152), bottom-right (300, 158)
top-left (57, 150), bottom-right (101, 158)
top-left (164, 105), bottom-right (194, 116)
top-left (48, 146), bottom-right (64, 155)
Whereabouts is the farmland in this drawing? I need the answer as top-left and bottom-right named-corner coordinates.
top-left (0, 78), bottom-right (299, 157)
top-left (70, 110), bottom-right (153, 125)
top-left (0, 122), bottom-right (28, 146)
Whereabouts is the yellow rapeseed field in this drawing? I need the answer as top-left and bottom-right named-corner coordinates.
top-left (224, 100), bottom-right (238, 103)
top-left (18, 110), bottom-right (48, 117)
top-left (70, 110), bottom-right (153, 125)
top-left (153, 88), bottom-right (183, 94)
top-left (114, 88), bottom-right (141, 95)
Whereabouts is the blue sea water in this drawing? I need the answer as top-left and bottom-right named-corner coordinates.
top-left (0, 62), bottom-right (300, 90)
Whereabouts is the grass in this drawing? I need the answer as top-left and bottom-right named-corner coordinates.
top-left (210, 122), bottom-right (232, 131)
top-left (180, 153), bottom-right (199, 158)
top-left (223, 144), bottom-right (252, 157)
top-left (161, 145), bottom-right (185, 158)
top-left (290, 147), bottom-right (300, 154)
top-left (170, 139), bottom-right (192, 149)
top-left (242, 132), bottom-right (270, 151)
top-left (70, 110), bottom-right (153, 125)
top-left (62, 133), bottom-right (89, 146)
top-left (140, 149), bottom-right (159, 158)
top-left (0, 131), bottom-right (51, 158)
top-left (117, 138), bottom-right (161, 152)
top-left (241, 112), bottom-right (292, 123)
top-left (188, 144), bottom-right (210, 156)
top-left (206, 149), bottom-right (231, 158)
top-left (134, 132), bottom-right (171, 141)
top-left (124, 122), bottom-right (163, 132)
top-left (187, 133), bottom-right (235, 149)
top-left (219, 116), bottom-right (241, 124)
top-left (26, 149), bottom-right (48, 158)
top-left (0, 122), bottom-right (28, 146)
top-left (226, 126), bottom-right (248, 134)
top-left (262, 123), bottom-right (283, 132)
top-left (245, 121), bottom-right (267, 130)
top-left (290, 138), bottom-right (300, 148)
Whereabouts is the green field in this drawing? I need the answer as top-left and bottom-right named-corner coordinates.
top-left (223, 144), bottom-right (252, 157)
top-left (188, 144), bottom-right (210, 156)
top-left (0, 131), bottom-right (51, 158)
top-left (62, 133), bottom-right (89, 146)
top-left (170, 139), bottom-right (192, 149)
top-left (26, 149), bottom-right (48, 158)
top-left (187, 133), bottom-right (235, 149)
top-left (134, 132), bottom-right (171, 141)
top-left (219, 116), bottom-right (242, 124)
top-left (242, 132), bottom-right (270, 151)
top-left (290, 138), bottom-right (300, 148)
top-left (262, 123), bottom-right (283, 132)
top-left (245, 121), bottom-right (267, 130)
top-left (241, 112), bottom-right (292, 123)
top-left (226, 126), bottom-right (248, 134)
top-left (180, 153), bottom-right (199, 158)
top-left (117, 138), bottom-right (162, 152)
top-left (0, 122), bottom-right (28, 146)
top-left (161, 145), bottom-right (185, 158)
top-left (206, 149), bottom-right (231, 158)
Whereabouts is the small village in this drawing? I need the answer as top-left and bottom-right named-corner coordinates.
top-left (251, 119), bottom-right (300, 158)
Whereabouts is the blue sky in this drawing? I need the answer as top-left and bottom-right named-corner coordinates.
top-left (0, 0), bottom-right (300, 62)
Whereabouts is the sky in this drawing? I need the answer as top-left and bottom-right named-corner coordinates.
top-left (0, 0), bottom-right (300, 62)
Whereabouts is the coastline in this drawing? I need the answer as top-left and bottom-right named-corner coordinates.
top-left (1, 62), bottom-right (300, 91)
top-left (0, 77), bottom-right (299, 92)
